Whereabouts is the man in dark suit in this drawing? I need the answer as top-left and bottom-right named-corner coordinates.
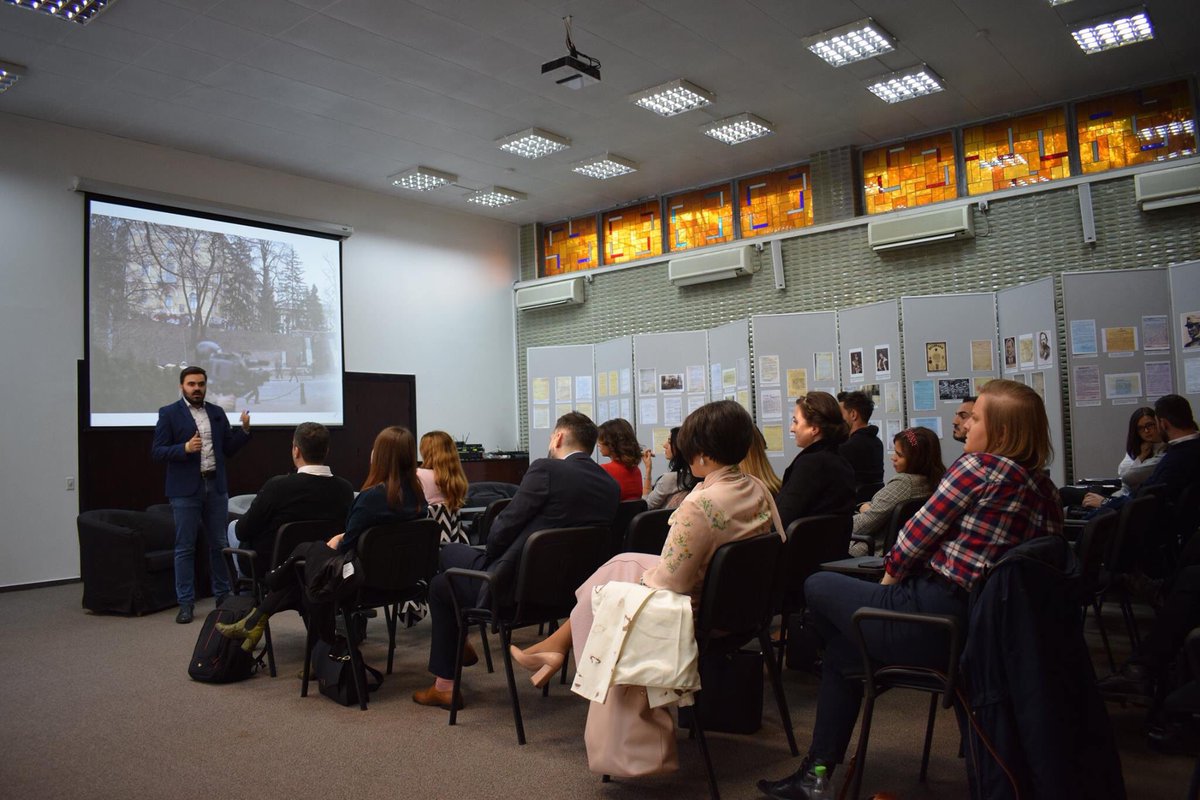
top-left (228, 422), bottom-right (354, 576)
top-left (152, 366), bottom-right (251, 623)
top-left (837, 390), bottom-right (883, 492)
top-left (413, 412), bottom-right (620, 709)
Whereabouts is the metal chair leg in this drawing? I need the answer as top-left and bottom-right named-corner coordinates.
top-left (1092, 599), bottom-right (1116, 673)
top-left (690, 696), bottom-right (721, 800)
top-left (760, 630), bottom-right (799, 755)
top-left (919, 692), bottom-right (938, 781)
top-left (500, 627), bottom-right (527, 745)
top-left (449, 616), bottom-right (470, 727)
top-left (385, 602), bottom-right (398, 675)
top-left (300, 622), bottom-right (317, 697)
top-left (478, 623), bottom-right (494, 673)
top-left (262, 621), bottom-right (277, 677)
top-left (339, 608), bottom-right (369, 710)
top-left (850, 693), bottom-right (877, 800)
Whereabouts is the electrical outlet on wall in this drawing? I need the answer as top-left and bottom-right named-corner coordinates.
top-left (66, 477), bottom-right (75, 491)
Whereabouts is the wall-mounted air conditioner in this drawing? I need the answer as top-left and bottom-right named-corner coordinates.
top-left (668, 245), bottom-right (758, 286)
top-left (1135, 162), bottom-right (1200, 211)
top-left (515, 277), bottom-right (585, 310)
top-left (868, 205), bottom-right (974, 251)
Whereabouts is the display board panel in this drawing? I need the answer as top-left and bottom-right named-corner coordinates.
top-left (526, 344), bottom-right (594, 461)
top-left (1170, 260), bottom-right (1200, 413)
top-left (632, 331), bottom-right (709, 463)
top-left (837, 300), bottom-right (903, 480)
top-left (707, 318), bottom-right (752, 411)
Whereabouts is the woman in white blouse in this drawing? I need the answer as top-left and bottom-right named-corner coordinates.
top-left (1082, 407), bottom-right (1166, 507)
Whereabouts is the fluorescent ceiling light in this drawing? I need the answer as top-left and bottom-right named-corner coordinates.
top-left (572, 153), bottom-right (638, 180)
top-left (466, 186), bottom-right (526, 208)
top-left (0, 60), bottom-right (24, 94)
top-left (1047, 0), bottom-right (1074, 5)
top-left (865, 65), bottom-right (945, 103)
top-left (3, 0), bottom-right (115, 24)
top-left (495, 127), bottom-right (570, 159)
top-left (389, 166), bottom-right (457, 192)
top-left (701, 113), bottom-right (774, 145)
top-left (1070, 8), bottom-right (1153, 54)
top-left (630, 78), bottom-right (714, 117)
top-left (803, 18), bottom-right (896, 67)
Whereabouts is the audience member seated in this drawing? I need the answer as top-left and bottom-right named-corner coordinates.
top-left (509, 401), bottom-right (782, 692)
top-left (848, 426), bottom-right (944, 557)
top-left (413, 412), bottom-right (619, 710)
top-left (757, 379), bottom-right (1062, 799)
top-left (641, 426), bottom-right (696, 510)
top-left (740, 426), bottom-right (782, 495)
top-left (951, 397), bottom-right (976, 444)
top-left (215, 426), bottom-right (428, 653)
top-left (837, 390), bottom-right (884, 492)
top-left (418, 430), bottom-right (470, 545)
top-left (1086, 400), bottom-right (1193, 511)
top-left (776, 392), bottom-right (856, 530)
top-left (1075, 407), bottom-right (1166, 509)
top-left (598, 418), bottom-right (645, 501)
top-left (227, 422), bottom-right (354, 576)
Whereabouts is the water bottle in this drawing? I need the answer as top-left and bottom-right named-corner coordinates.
top-left (810, 764), bottom-right (831, 799)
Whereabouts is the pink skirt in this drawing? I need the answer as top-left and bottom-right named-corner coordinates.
top-left (569, 552), bottom-right (662, 666)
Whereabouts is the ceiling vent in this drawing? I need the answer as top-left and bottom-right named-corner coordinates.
top-left (1135, 162), bottom-right (1200, 211)
top-left (515, 277), bottom-right (585, 310)
top-left (868, 205), bottom-right (975, 251)
top-left (668, 246), bottom-right (758, 286)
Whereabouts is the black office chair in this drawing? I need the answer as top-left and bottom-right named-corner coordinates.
top-left (848, 608), bottom-right (963, 800)
top-left (1101, 494), bottom-right (1162, 650)
top-left (300, 518), bottom-right (441, 709)
top-left (609, 498), bottom-right (648, 556)
top-left (1073, 509), bottom-right (1120, 671)
top-left (854, 481), bottom-right (885, 505)
top-left (686, 534), bottom-right (799, 799)
top-left (471, 497), bottom-right (513, 546)
top-left (847, 495), bottom-right (928, 558)
top-left (773, 514), bottom-right (852, 672)
top-left (223, 518), bottom-right (342, 676)
top-left (624, 507), bottom-right (674, 555)
top-left (445, 526), bottom-right (610, 744)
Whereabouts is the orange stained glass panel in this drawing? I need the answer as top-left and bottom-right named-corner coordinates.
top-left (740, 165), bottom-right (813, 237)
top-left (542, 215), bottom-right (598, 277)
top-left (602, 201), bottom-right (662, 265)
top-left (863, 132), bottom-right (958, 214)
top-left (963, 108), bottom-right (1072, 195)
top-left (667, 183), bottom-right (735, 252)
top-left (1076, 80), bottom-right (1197, 174)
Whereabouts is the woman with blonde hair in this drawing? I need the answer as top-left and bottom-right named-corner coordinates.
top-left (418, 430), bottom-right (469, 545)
top-left (740, 426), bottom-right (782, 495)
top-left (759, 380), bottom-right (1062, 797)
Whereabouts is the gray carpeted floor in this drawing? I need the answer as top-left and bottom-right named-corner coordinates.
top-left (0, 583), bottom-right (1191, 799)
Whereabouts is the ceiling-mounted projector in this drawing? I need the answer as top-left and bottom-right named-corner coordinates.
top-left (542, 15), bottom-right (600, 89)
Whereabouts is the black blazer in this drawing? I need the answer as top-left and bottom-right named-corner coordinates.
top-left (776, 438), bottom-right (856, 530)
top-left (151, 398), bottom-right (249, 496)
top-left (839, 425), bottom-right (884, 488)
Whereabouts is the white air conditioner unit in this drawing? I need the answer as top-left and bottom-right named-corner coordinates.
top-left (668, 245), bottom-right (758, 286)
top-left (1135, 162), bottom-right (1200, 211)
top-left (868, 205), bottom-right (974, 251)
top-left (515, 277), bottom-right (585, 310)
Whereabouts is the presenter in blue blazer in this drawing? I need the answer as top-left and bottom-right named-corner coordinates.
top-left (152, 366), bottom-right (251, 623)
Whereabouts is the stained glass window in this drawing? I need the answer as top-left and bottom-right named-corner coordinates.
top-left (963, 108), bottom-right (1071, 194)
top-left (667, 183), bottom-right (735, 252)
top-left (602, 201), bottom-right (662, 266)
top-left (1076, 80), bottom-right (1196, 173)
top-left (542, 215), bottom-right (598, 277)
top-left (739, 165), bottom-right (813, 237)
top-left (862, 132), bottom-right (957, 214)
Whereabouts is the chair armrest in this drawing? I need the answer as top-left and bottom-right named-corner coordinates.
top-left (849, 532), bottom-right (874, 555)
top-left (850, 607), bottom-right (962, 708)
top-left (444, 567), bottom-right (497, 629)
top-left (221, 546), bottom-right (258, 593)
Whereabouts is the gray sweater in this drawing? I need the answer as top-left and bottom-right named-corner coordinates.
top-left (848, 472), bottom-right (931, 556)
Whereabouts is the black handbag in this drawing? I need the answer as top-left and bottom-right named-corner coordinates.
top-left (303, 548), bottom-right (364, 605)
top-left (311, 638), bottom-right (382, 706)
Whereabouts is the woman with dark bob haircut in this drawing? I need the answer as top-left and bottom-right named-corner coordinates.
top-left (508, 400), bottom-right (783, 686)
top-left (775, 391), bottom-right (857, 530)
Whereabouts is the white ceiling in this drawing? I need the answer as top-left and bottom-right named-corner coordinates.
top-left (1, 0), bottom-right (1197, 225)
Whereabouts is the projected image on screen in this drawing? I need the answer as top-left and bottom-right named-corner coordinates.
top-left (88, 198), bottom-right (343, 427)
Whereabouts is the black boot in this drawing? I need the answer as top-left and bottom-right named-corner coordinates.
top-left (756, 757), bottom-right (833, 799)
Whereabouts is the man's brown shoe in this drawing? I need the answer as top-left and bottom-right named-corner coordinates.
top-left (412, 684), bottom-right (464, 710)
top-left (462, 641), bottom-right (479, 668)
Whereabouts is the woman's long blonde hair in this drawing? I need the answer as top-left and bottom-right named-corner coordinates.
top-left (740, 427), bottom-right (782, 494)
top-left (977, 379), bottom-right (1053, 472)
top-left (419, 430), bottom-right (468, 512)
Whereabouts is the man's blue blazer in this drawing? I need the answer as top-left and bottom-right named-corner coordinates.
top-left (151, 398), bottom-right (250, 498)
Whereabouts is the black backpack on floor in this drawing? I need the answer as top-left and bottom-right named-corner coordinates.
top-left (188, 597), bottom-right (262, 683)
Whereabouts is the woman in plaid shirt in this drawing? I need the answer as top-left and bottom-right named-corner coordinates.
top-left (758, 379), bottom-right (1062, 799)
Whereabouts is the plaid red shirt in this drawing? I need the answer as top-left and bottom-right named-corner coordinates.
top-left (885, 452), bottom-right (1063, 591)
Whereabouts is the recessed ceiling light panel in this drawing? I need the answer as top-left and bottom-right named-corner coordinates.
top-left (466, 186), bottom-right (526, 208)
top-left (572, 153), bottom-right (638, 180)
top-left (390, 166), bottom-right (457, 192)
top-left (495, 127), bottom-right (570, 159)
top-left (864, 65), bottom-right (945, 103)
top-left (701, 113), bottom-right (774, 145)
top-left (1071, 7), bottom-right (1154, 54)
top-left (803, 18), bottom-right (896, 67)
top-left (0, 60), bottom-right (25, 94)
top-left (3, 0), bottom-right (116, 24)
top-left (630, 78), bottom-right (714, 117)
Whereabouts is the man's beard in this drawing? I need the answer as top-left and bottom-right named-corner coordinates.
top-left (188, 393), bottom-right (205, 407)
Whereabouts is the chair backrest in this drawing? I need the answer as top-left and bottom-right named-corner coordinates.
top-left (354, 518), bottom-right (441, 593)
top-left (472, 497), bottom-right (513, 545)
top-left (625, 508), bottom-right (674, 555)
top-left (882, 496), bottom-right (929, 554)
top-left (1110, 493), bottom-right (1161, 573)
top-left (1175, 482), bottom-right (1200, 563)
top-left (512, 526), bottom-right (610, 622)
top-left (855, 481), bottom-right (885, 504)
top-left (780, 514), bottom-right (852, 599)
top-left (695, 534), bottom-right (784, 642)
top-left (270, 519), bottom-right (344, 568)
top-left (609, 499), bottom-right (648, 555)
top-left (1074, 509), bottom-right (1119, 596)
